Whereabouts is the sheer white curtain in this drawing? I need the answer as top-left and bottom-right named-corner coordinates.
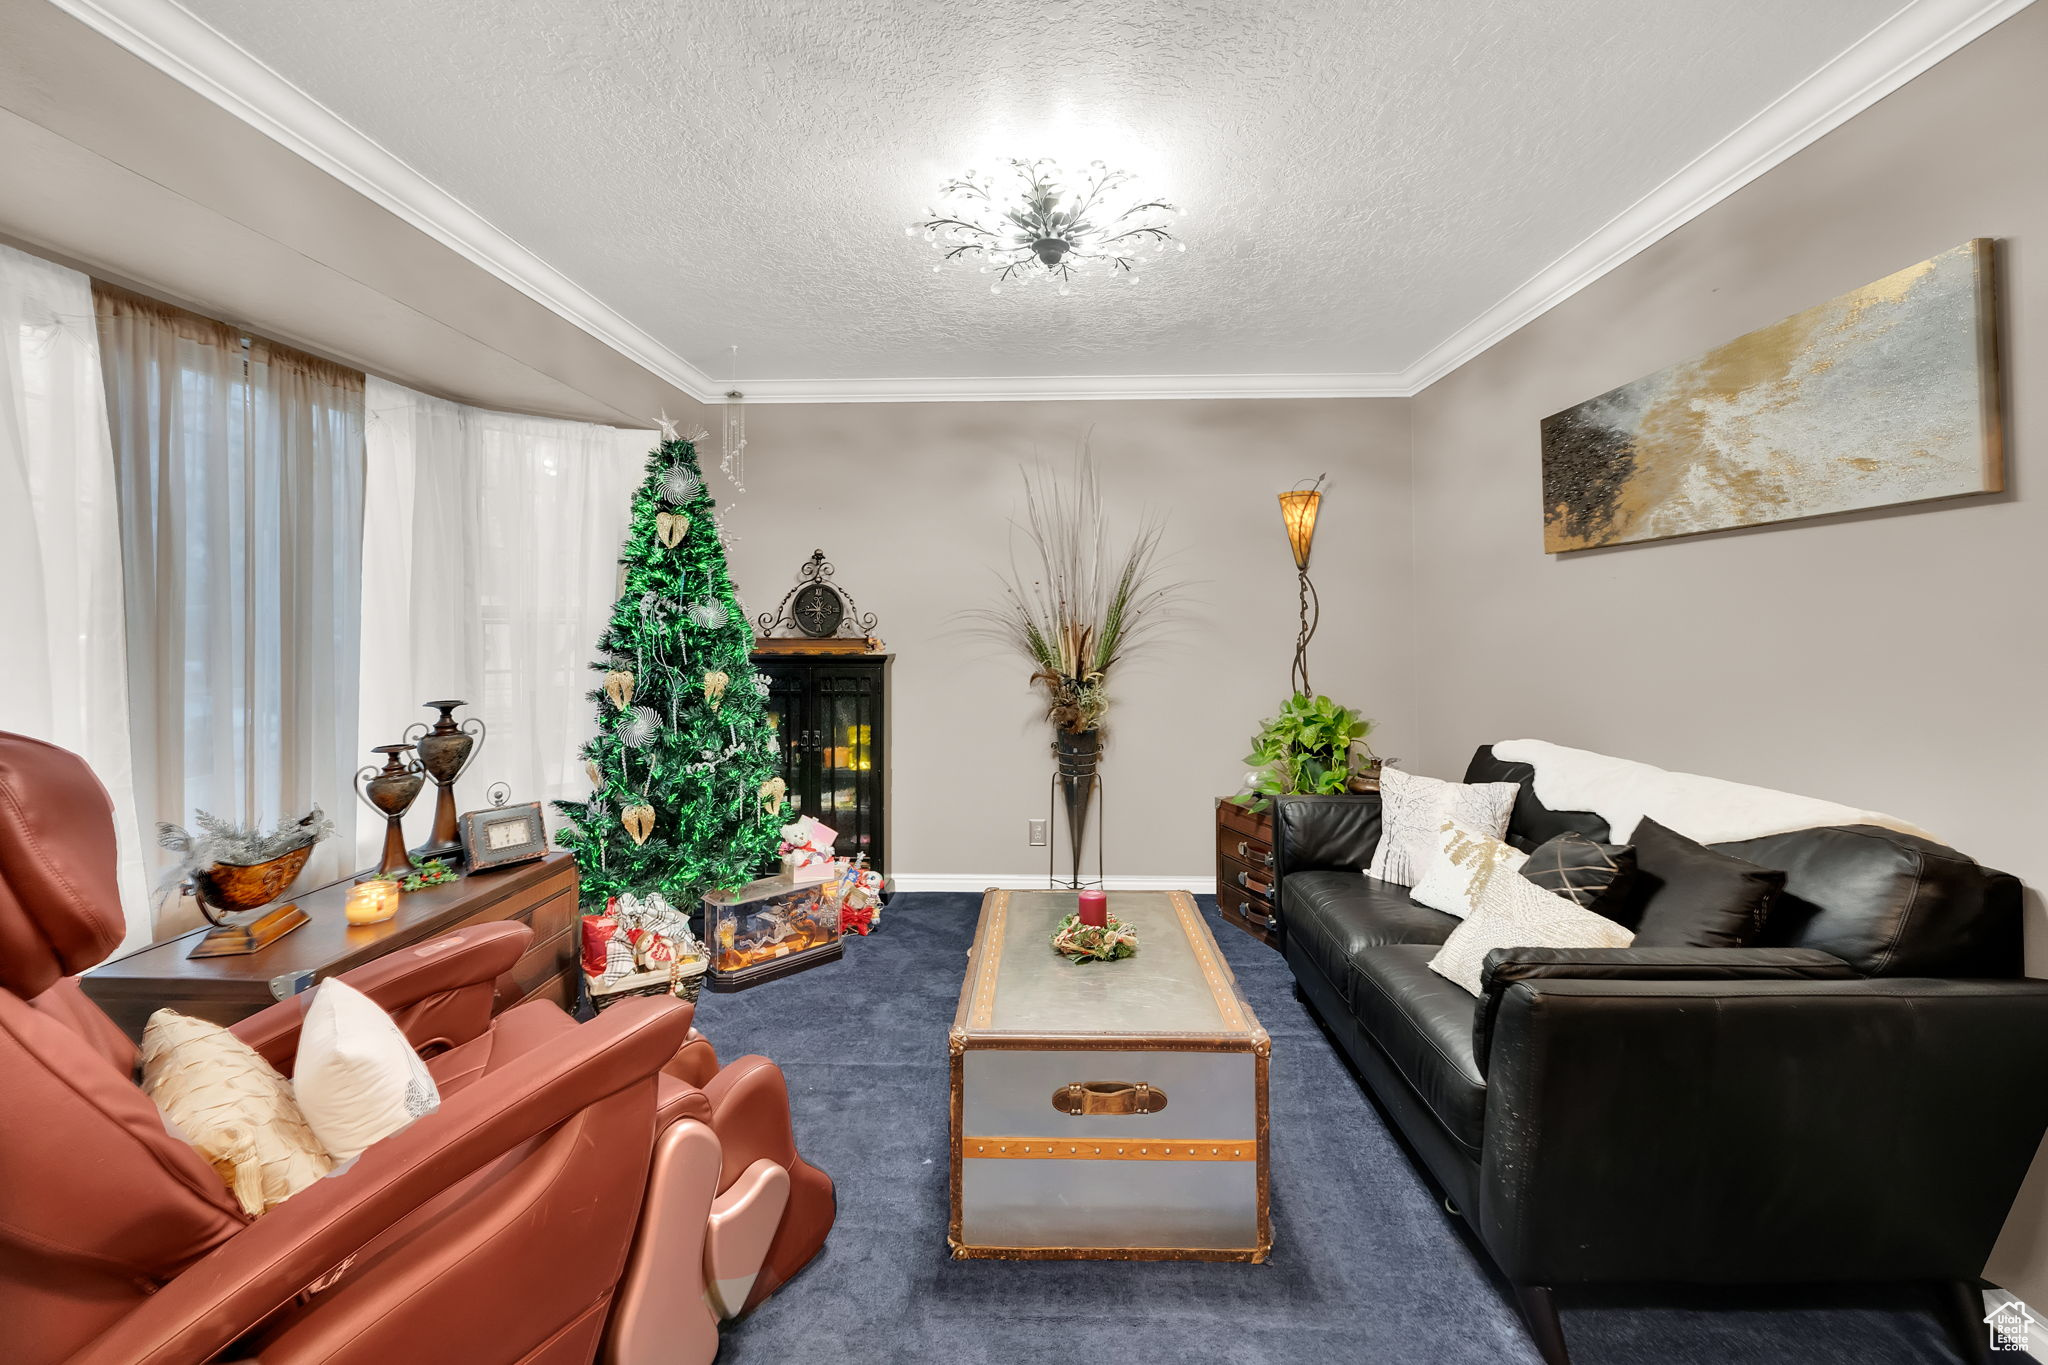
top-left (359, 377), bottom-right (648, 868)
top-left (0, 246), bottom-right (151, 947)
top-left (96, 288), bottom-right (365, 901)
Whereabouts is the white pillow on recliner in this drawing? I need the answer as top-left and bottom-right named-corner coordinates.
top-left (293, 978), bottom-right (441, 1163)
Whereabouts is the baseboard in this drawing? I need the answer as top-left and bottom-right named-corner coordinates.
top-left (889, 873), bottom-right (1213, 893)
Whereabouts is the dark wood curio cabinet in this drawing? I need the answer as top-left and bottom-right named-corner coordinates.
top-left (752, 650), bottom-right (890, 873)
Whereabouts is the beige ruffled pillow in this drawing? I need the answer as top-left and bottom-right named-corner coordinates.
top-left (140, 1009), bottom-right (332, 1216)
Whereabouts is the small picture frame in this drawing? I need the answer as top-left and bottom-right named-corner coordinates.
top-left (459, 795), bottom-right (548, 872)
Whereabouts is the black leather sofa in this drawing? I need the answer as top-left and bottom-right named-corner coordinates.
top-left (1275, 744), bottom-right (2048, 1365)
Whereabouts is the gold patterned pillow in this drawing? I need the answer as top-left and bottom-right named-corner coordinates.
top-left (1411, 819), bottom-right (1529, 919)
top-left (141, 1010), bottom-right (332, 1216)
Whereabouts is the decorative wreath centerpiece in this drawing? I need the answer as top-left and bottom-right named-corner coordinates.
top-left (1050, 913), bottom-right (1139, 964)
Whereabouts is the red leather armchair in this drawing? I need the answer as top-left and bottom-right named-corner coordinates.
top-left (0, 732), bottom-right (833, 1365)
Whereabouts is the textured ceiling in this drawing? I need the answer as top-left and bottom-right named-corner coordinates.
top-left (168, 0), bottom-right (1905, 384)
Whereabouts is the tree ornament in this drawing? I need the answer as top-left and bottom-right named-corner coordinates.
top-left (703, 670), bottom-right (730, 707)
top-left (585, 757), bottom-right (602, 787)
top-left (656, 511), bottom-right (689, 548)
top-left (759, 775), bottom-right (787, 817)
top-left (659, 466), bottom-right (702, 505)
top-left (619, 706), bottom-right (661, 749)
top-left (604, 670), bottom-right (635, 708)
top-left (689, 599), bottom-right (727, 629)
top-left (621, 803), bottom-right (655, 846)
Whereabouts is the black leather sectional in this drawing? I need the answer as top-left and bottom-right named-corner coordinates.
top-left (1274, 745), bottom-right (2048, 1365)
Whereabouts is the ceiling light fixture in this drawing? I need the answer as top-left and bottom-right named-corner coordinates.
top-left (909, 158), bottom-right (1184, 295)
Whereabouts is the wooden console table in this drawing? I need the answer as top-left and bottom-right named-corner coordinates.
top-left (82, 852), bottom-right (579, 1041)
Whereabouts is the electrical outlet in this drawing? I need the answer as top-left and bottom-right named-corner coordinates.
top-left (1027, 819), bottom-right (1048, 847)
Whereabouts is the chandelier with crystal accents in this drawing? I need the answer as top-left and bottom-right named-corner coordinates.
top-left (910, 158), bottom-right (1185, 294)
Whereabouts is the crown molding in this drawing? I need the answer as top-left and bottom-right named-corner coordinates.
top-left (50, 0), bottom-right (2032, 406)
top-left (45, 0), bottom-right (722, 405)
top-left (737, 372), bottom-right (1409, 403)
top-left (1397, 0), bottom-right (2036, 396)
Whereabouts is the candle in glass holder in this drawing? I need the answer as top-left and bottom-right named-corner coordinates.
top-left (1078, 890), bottom-right (1108, 928)
top-left (345, 879), bottom-right (401, 925)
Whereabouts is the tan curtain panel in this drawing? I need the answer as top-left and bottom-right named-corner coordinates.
top-left (94, 285), bottom-right (366, 915)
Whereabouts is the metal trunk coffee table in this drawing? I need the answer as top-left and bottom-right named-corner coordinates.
top-left (948, 888), bottom-right (1272, 1262)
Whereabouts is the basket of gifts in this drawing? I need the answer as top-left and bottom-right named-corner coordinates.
top-left (581, 892), bottom-right (708, 1008)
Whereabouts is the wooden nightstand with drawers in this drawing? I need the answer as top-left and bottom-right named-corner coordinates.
top-left (1215, 797), bottom-right (1277, 947)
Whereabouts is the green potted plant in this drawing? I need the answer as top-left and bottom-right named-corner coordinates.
top-left (1234, 694), bottom-right (1378, 812)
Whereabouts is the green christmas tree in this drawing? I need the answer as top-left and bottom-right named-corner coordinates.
top-left (554, 436), bottom-right (782, 907)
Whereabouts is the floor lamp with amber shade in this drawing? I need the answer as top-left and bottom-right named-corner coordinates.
top-left (1278, 475), bottom-right (1325, 695)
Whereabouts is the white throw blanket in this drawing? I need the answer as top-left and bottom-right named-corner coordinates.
top-left (1489, 739), bottom-right (1939, 847)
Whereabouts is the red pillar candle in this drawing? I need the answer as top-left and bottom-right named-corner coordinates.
top-left (1078, 890), bottom-right (1109, 928)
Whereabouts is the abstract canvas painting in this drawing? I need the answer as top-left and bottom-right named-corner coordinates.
top-left (1540, 239), bottom-right (2002, 552)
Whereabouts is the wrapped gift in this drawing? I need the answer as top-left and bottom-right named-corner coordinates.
top-left (777, 815), bottom-right (839, 885)
top-left (830, 857), bottom-right (885, 934)
top-left (580, 911), bottom-right (620, 976)
top-left (615, 892), bottom-right (703, 970)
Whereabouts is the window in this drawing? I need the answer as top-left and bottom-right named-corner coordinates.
top-left (95, 286), bottom-right (365, 896)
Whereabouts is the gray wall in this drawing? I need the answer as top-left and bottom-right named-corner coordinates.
top-left (1405, 5), bottom-right (2048, 1301)
top-left (723, 398), bottom-right (1411, 884)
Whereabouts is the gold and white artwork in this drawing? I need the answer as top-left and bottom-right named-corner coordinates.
top-left (1541, 239), bottom-right (2003, 551)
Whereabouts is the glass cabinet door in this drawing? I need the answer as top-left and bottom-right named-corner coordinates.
top-left (811, 664), bottom-right (882, 870)
top-left (760, 666), bottom-right (807, 816)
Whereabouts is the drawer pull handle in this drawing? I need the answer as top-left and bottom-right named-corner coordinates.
top-left (1237, 870), bottom-right (1273, 896)
top-left (1234, 839), bottom-right (1276, 868)
top-left (1052, 1081), bottom-right (1168, 1117)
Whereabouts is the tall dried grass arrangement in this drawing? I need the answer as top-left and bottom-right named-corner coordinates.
top-left (965, 449), bottom-right (1183, 733)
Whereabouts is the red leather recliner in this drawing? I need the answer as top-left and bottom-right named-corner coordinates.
top-left (0, 731), bottom-right (833, 1365)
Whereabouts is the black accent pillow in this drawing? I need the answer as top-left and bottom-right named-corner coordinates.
top-left (1518, 832), bottom-right (1638, 919)
top-left (1628, 816), bottom-right (1785, 948)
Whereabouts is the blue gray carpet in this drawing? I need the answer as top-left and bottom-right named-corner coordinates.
top-left (698, 892), bottom-right (1966, 1364)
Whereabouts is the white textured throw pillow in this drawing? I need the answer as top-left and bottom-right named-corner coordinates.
top-left (1366, 767), bottom-right (1519, 887)
top-left (293, 979), bottom-right (441, 1163)
top-left (1429, 865), bottom-right (1634, 996)
top-left (1411, 819), bottom-right (1529, 920)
